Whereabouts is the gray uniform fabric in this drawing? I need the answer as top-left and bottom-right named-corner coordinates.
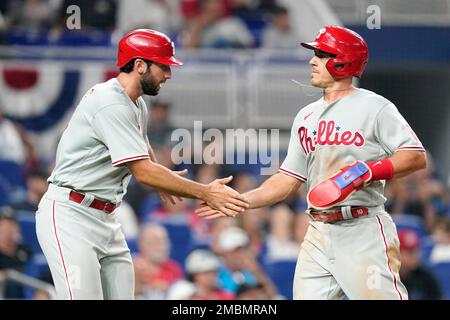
top-left (279, 88), bottom-right (425, 299)
top-left (38, 78), bottom-right (151, 299)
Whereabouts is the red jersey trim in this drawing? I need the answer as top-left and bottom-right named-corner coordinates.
top-left (112, 154), bottom-right (149, 166)
top-left (278, 168), bottom-right (307, 182)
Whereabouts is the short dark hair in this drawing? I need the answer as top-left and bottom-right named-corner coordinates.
top-left (271, 5), bottom-right (288, 16)
top-left (119, 58), bottom-right (152, 73)
top-left (0, 206), bottom-right (17, 222)
top-left (151, 100), bottom-right (171, 110)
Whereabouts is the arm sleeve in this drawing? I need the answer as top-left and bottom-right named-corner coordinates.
top-left (279, 118), bottom-right (308, 182)
top-left (375, 103), bottom-right (425, 155)
top-left (92, 104), bottom-right (150, 167)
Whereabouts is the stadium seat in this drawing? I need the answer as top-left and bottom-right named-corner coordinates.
top-left (429, 263), bottom-right (450, 300)
top-left (0, 160), bottom-right (27, 205)
top-left (24, 253), bottom-right (51, 299)
top-left (17, 213), bottom-right (42, 254)
top-left (420, 236), bottom-right (436, 266)
top-left (263, 260), bottom-right (296, 299)
top-left (126, 238), bottom-right (138, 254)
top-left (166, 224), bottom-right (192, 265)
top-left (393, 214), bottom-right (428, 239)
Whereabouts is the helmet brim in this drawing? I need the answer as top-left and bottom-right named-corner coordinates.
top-left (301, 41), bottom-right (340, 55)
top-left (152, 56), bottom-right (184, 66)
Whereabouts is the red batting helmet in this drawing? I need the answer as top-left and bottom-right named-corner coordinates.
top-left (116, 29), bottom-right (183, 68)
top-left (301, 26), bottom-right (368, 79)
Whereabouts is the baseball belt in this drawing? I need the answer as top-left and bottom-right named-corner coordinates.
top-left (306, 206), bottom-right (368, 223)
top-left (69, 190), bottom-right (117, 213)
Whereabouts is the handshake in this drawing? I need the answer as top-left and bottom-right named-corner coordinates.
top-left (196, 175), bottom-right (250, 220)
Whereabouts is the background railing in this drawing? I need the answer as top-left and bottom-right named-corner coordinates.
top-left (0, 269), bottom-right (56, 300)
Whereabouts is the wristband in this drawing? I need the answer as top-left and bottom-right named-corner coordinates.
top-left (367, 159), bottom-right (394, 181)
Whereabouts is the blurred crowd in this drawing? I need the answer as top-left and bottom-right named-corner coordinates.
top-left (1, 98), bottom-right (450, 300)
top-left (0, 0), bottom-right (300, 49)
top-left (0, 0), bottom-right (449, 302)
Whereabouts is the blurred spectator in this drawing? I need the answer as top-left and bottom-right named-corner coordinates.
top-left (209, 216), bottom-right (238, 253)
top-left (227, 0), bottom-right (259, 18)
top-left (386, 157), bottom-right (445, 233)
top-left (232, 172), bottom-right (258, 194)
top-left (10, 167), bottom-right (49, 212)
top-left (429, 217), bottom-right (450, 264)
top-left (257, 0), bottom-right (277, 12)
top-left (133, 223), bottom-right (184, 299)
top-left (147, 193), bottom-right (194, 224)
top-left (239, 207), bottom-right (268, 255)
top-left (195, 163), bottom-right (221, 184)
top-left (146, 197), bottom-right (202, 264)
top-left (124, 146), bottom-right (176, 220)
top-left (233, 172), bottom-right (268, 254)
top-left (0, 206), bottom-right (33, 299)
top-left (236, 282), bottom-right (271, 300)
top-left (265, 204), bottom-right (300, 262)
top-left (116, 0), bottom-right (182, 37)
top-left (4, 0), bottom-right (54, 32)
top-left (183, 0), bottom-right (254, 48)
top-left (166, 279), bottom-right (197, 300)
top-left (185, 249), bottom-right (235, 299)
top-left (181, 0), bottom-right (201, 20)
top-left (399, 229), bottom-right (442, 300)
top-left (215, 226), bottom-right (277, 298)
top-left (123, 180), bottom-right (156, 222)
top-left (0, 108), bottom-right (38, 169)
top-left (147, 100), bottom-right (176, 148)
top-left (261, 5), bottom-right (298, 49)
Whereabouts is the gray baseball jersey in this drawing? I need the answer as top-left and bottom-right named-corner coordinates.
top-left (280, 88), bottom-right (425, 300)
top-left (280, 88), bottom-right (425, 206)
top-left (37, 78), bottom-right (153, 299)
top-left (48, 78), bottom-right (150, 203)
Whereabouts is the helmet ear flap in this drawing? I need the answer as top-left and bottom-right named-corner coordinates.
top-left (326, 57), bottom-right (356, 79)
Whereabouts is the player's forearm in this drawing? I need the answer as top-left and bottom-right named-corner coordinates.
top-left (389, 150), bottom-right (427, 179)
top-left (135, 162), bottom-right (206, 199)
top-left (244, 172), bottom-right (302, 209)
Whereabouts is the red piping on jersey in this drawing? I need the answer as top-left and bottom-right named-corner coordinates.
top-left (278, 168), bottom-right (307, 182)
top-left (112, 154), bottom-right (149, 166)
top-left (52, 200), bottom-right (73, 300)
top-left (376, 215), bottom-right (403, 300)
top-left (397, 146), bottom-right (425, 151)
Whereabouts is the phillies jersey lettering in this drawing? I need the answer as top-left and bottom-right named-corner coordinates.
top-left (299, 120), bottom-right (365, 155)
top-left (279, 88), bottom-right (424, 207)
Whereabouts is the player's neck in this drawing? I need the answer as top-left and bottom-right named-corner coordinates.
top-left (117, 73), bottom-right (141, 104)
top-left (322, 81), bottom-right (356, 105)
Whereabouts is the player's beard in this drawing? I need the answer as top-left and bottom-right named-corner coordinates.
top-left (140, 69), bottom-right (160, 96)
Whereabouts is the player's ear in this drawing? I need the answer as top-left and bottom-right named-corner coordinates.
top-left (135, 59), bottom-right (146, 75)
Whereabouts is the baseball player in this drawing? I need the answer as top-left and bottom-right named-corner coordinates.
top-left (197, 26), bottom-right (427, 300)
top-left (35, 29), bottom-right (249, 300)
